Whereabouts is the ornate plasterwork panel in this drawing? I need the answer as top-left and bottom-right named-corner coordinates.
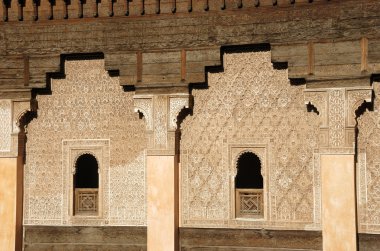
top-left (329, 89), bottom-right (346, 147)
top-left (305, 88), bottom-right (372, 148)
top-left (133, 94), bottom-right (189, 154)
top-left (0, 99), bottom-right (12, 152)
top-left (0, 99), bottom-right (31, 157)
top-left (180, 51), bottom-right (320, 230)
top-left (24, 59), bottom-right (147, 226)
top-left (357, 82), bottom-right (380, 233)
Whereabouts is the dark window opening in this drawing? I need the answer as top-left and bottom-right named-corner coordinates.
top-left (74, 154), bottom-right (99, 188)
top-left (235, 152), bottom-right (263, 189)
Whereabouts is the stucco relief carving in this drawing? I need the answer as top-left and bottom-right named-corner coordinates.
top-left (134, 97), bottom-right (153, 131)
top-left (180, 51), bottom-right (320, 229)
top-left (154, 96), bottom-right (167, 148)
top-left (305, 87), bottom-right (372, 148)
top-left (304, 91), bottom-right (328, 127)
top-left (169, 96), bottom-right (189, 130)
top-left (0, 99), bottom-right (11, 152)
top-left (12, 100), bottom-right (30, 133)
top-left (134, 93), bottom-right (189, 153)
top-left (329, 89), bottom-right (345, 147)
top-left (24, 59), bottom-right (148, 226)
top-left (357, 82), bottom-right (380, 233)
top-left (347, 89), bottom-right (372, 127)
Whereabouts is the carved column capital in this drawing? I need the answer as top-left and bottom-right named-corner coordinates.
top-left (133, 93), bottom-right (190, 155)
top-left (0, 98), bottom-right (30, 157)
top-left (304, 87), bottom-right (372, 148)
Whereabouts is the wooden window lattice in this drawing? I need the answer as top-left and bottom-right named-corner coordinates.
top-left (75, 188), bottom-right (98, 215)
top-left (236, 189), bottom-right (263, 218)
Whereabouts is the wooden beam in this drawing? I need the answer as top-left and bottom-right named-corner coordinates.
top-left (2, 0), bottom-right (8, 21)
top-left (48, 0), bottom-right (53, 19)
top-left (137, 51), bottom-right (142, 83)
top-left (32, 0), bottom-right (38, 21)
top-left (125, 0), bottom-right (129, 16)
top-left (78, 0), bottom-right (83, 18)
top-left (140, 0), bottom-right (144, 15)
top-left (17, 0), bottom-right (23, 21)
top-left (204, 0), bottom-right (208, 11)
top-left (221, 0), bottom-right (225, 10)
top-left (93, 0), bottom-right (98, 17)
top-left (155, 0), bottom-right (160, 14)
top-left (63, 0), bottom-right (68, 19)
top-left (23, 55), bottom-right (29, 87)
top-left (108, 0), bottom-right (113, 17)
top-left (171, 0), bottom-right (176, 13)
top-left (308, 42), bottom-right (315, 75)
top-left (181, 49), bottom-right (186, 81)
top-left (361, 37), bottom-right (368, 73)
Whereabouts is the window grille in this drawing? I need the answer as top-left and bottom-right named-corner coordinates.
top-left (75, 188), bottom-right (98, 215)
top-left (235, 189), bottom-right (263, 218)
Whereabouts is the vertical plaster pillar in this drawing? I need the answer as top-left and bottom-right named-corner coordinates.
top-left (0, 158), bottom-right (19, 251)
top-left (321, 154), bottom-right (357, 251)
top-left (147, 155), bottom-right (178, 251)
top-left (0, 99), bottom-right (29, 251)
top-left (134, 93), bottom-right (189, 251)
top-left (305, 87), bottom-right (372, 251)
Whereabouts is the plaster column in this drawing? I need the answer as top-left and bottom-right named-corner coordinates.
top-left (0, 99), bottom-right (29, 251)
top-left (0, 158), bottom-right (18, 251)
top-left (321, 153), bottom-right (356, 251)
top-left (134, 93), bottom-right (189, 251)
top-left (305, 88), bottom-right (372, 251)
top-left (147, 155), bottom-right (178, 251)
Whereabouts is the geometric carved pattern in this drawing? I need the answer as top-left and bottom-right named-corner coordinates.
top-left (180, 51), bottom-right (320, 229)
top-left (0, 99), bottom-right (12, 152)
top-left (236, 189), bottom-right (263, 218)
top-left (24, 59), bottom-right (147, 226)
top-left (305, 88), bottom-right (372, 148)
top-left (329, 89), bottom-right (345, 147)
top-left (75, 189), bottom-right (98, 215)
top-left (133, 94), bottom-right (189, 153)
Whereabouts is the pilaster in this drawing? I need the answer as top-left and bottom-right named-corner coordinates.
top-left (134, 92), bottom-right (190, 251)
top-left (0, 98), bottom-right (30, 251)
top-left (304, 85), bottom-right (372, 251)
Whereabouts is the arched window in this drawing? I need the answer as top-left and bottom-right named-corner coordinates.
top-left (235, 152), bottom-right (263, 218)
top-left (74, 153), bottom-right (99, 215)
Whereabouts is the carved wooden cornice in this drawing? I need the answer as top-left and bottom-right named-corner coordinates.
top-left (0, 0), bottom-right (336, 22)
top-left (0, 1), bottom-right (379, 100)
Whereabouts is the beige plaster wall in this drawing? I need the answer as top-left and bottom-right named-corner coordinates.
top-left (0, 158), bottom-right (18, 251)
top-left (147, 155), bottom-right (178, 251)
top-left (321, 154), bottom-right (357, 251)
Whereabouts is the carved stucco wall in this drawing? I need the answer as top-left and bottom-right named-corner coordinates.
top-left (24, 59), bottom-right (148, 226)
top-left (357, 82), bottom-right (380, 234)
top-left (180, 51), bottom-right (321, 229)
top-left (0, 99), bottom-right (11, 152)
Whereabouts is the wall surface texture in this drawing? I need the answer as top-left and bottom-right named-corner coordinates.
top-left (180, 51), bottom-right (321, 230)
top-left (24, 59), bottom-right (148, 226)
